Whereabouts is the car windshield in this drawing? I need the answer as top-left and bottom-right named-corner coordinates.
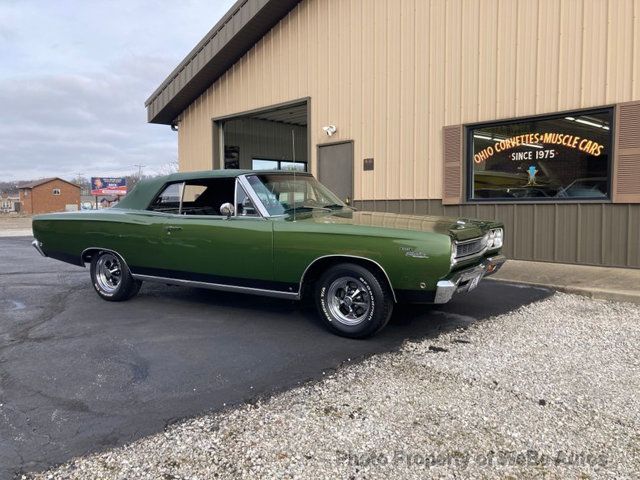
top-left (245, 173), bottom-right (346, 216)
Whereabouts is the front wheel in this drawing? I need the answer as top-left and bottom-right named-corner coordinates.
top-left (90, 251), bottom-right (141, 301)
top-left (315, 263), bottom-right (393, 338)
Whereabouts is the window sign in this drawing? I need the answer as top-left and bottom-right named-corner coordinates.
top-left (469, 109), bottom-right (613, 200)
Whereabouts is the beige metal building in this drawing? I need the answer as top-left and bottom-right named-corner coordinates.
top-left (146, 0), bottom-right (640, 268)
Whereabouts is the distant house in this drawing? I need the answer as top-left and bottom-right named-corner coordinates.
top-left (0, 192), bottom-right (20, 213)
top-left (18, 178), bottom-right (81, 214)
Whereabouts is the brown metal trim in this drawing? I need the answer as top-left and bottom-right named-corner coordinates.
top-left (442, 125), bottom-right (464, 205)
top-left (612, 100), bottom-right (640, 203)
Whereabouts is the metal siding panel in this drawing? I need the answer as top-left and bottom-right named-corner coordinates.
top-left (414, 0), bottom-right (429, 199)
top-left (514, 205), bottom-right (535, 260)
top-left (628, 205), bottom-right (640, 266)
top-left (495, 204), bottom-right (516, 259)
top-left (606, 0), bottom-right (634, 102)
top-left (533, 204), bottom-right (556, 262)
top-left (350, 0), bottom-right (363, 200)
top-left (536, 0), bottom-right (561, 113)
top-left (558, 0), bottom-right (584, 109)
top-left (360, 0), bottom-right (375, 200)
top-left (387, 200), bottom-right (401, 214)
top-left (400, 199), bottom-right (414, 214)
top-left (428, 0), bottom-right (446, 198)
top-left (555, 204), bottom-right (579, 264)
top-left (445, 0), bottom-right (462, 125)
top-left (602, 204), bottom-right (631, 267)
top-left (477, 0), bottom-right (498, 120)
top-left (386, 0), bottom-right (402, 199)
top-left (515, 0), bottom-right (538, 116)
top-left (373, 0), bottom-right (388, 199)
top-left (414, 199), bottom-right (430, 215)
top-left (495, 0), bottom-right (518, 119)
top-left (578, 204), bottom-right (603, 265)
top-left (581, 0), bottom-right (608, 106)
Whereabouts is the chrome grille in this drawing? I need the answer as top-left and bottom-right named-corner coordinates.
top-left (454, 236), bottom-right (487, 260)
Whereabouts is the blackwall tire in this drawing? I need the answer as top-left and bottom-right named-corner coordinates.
top-left (90, 251), bottom-right (141, 302)
top-left (315, 263), bottom-right (393, 338)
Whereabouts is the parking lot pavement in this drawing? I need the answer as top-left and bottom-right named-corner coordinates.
top-left (0, 236), bottom-right (551, 478)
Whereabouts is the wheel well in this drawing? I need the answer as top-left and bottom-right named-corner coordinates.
top-left (81, 248), bottom-right (100, 265)
top-left (300, 256), bottom-right (396, 302)
top-left (81, 248), bottom-right (127, 267)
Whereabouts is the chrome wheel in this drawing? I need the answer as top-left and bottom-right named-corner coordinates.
top-left (95, 252), bottom-right (122, 294)
top-left (326, 276), bottom-right (372, 326)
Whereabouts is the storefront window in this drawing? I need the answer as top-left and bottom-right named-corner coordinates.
top-left (469, 109), bottom-right (613, 201)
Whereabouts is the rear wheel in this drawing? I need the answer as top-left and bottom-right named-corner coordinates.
top-left (90, 251), bottom-right (141, 301)
top-left (315, 263), bottom-right (393, 338)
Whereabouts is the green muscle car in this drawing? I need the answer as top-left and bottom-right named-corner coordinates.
top-left (31, 170), bottom-right (506, 338)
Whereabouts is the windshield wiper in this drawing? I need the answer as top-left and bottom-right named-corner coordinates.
top-left (283, 204), bottom-right (332, 213)
top-left (322, 203), bottom-right (348, 210)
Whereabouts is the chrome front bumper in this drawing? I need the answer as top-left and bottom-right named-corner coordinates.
top-left (433, 255), bottom-right (507, 304)
top-left (32, 239), bottom-right (46, 257)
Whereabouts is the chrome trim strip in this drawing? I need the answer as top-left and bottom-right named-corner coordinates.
top-left (131, 274), bottom-right (300, 300)
top-left (32, 239), bottom-right (46, 257)
top-left (434, 254), bottom-right (507, 304)
top-left (434, 280), bottom-right (456, 303)
top-left (237, 175), bottom-right (271, 218)
top-left (177, 181), bottom-right (186, 214)
top-left (451, 228), bottom-right (503, 266)
top-left (298, 254), bottom-right (397, 303)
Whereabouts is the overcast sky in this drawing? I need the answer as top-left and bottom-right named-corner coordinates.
top-left (0, 0), bottom-right (235, 182)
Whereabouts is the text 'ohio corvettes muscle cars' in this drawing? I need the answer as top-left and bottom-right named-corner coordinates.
top-left (32, 170), bottom-right (506, 338)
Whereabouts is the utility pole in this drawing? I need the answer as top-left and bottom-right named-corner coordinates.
top-left (132, 164), bottom-right (146, 179)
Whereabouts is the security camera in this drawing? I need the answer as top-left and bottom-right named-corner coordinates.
top-left (322, 125), bottom-right (337, 136)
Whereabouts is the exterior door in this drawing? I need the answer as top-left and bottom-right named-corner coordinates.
top-left (139, 178), bottom-right (276, 289)
top-left (158, 215), bottom-right (274, 288)
top-left (318, 141), bottom-right (354, 205)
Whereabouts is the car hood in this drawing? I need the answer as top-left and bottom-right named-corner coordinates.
top-left (289, 210), bottom-right (496, 241)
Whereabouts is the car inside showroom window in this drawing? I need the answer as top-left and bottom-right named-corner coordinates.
top-left (468, 108), bottom-right (613, 201)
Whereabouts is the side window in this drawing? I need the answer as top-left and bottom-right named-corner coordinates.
top-left (52, 188), bottom-right (61, 195)
top-left (149, 182), bottom-right (182, 213)
top-left (179, 178), bottom-right (235, 216)
top-left (183, 184), bottom-right (206, 203)
top-left (236, 185), bottom-right (258, 216)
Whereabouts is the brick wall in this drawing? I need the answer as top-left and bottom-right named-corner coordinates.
top-left (20, 179), bottom-right (80, 214)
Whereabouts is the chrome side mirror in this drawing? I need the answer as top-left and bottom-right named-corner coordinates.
top-left (220, 202), bottom-right (234, 218)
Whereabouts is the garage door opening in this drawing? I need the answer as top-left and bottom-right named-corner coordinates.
top-left (215, 101), bottom-right (308, 172)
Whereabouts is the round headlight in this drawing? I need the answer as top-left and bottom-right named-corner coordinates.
top-left (491, 228), bottom-right (503, 248)
top-left (485, 231), bottom-right (494, 247)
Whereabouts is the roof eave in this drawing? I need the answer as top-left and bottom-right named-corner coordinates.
top-left (146, 0), bottom-right (302, 125)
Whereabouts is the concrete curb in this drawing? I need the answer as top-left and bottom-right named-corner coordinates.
top-left (492, 277), bottom-right (640, 305)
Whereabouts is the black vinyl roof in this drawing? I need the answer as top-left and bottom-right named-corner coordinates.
top-left (145, 0), bottom-right (301, 125)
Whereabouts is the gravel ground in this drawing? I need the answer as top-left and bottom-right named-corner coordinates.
top-left (26, 293), bottom-right (640, 479)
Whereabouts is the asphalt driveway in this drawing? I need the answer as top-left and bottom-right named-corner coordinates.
top-left (0, 236), bottom-right (551, 478)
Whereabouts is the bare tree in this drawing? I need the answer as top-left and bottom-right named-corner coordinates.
top-left (154, 159), bottom-right (179, 176)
